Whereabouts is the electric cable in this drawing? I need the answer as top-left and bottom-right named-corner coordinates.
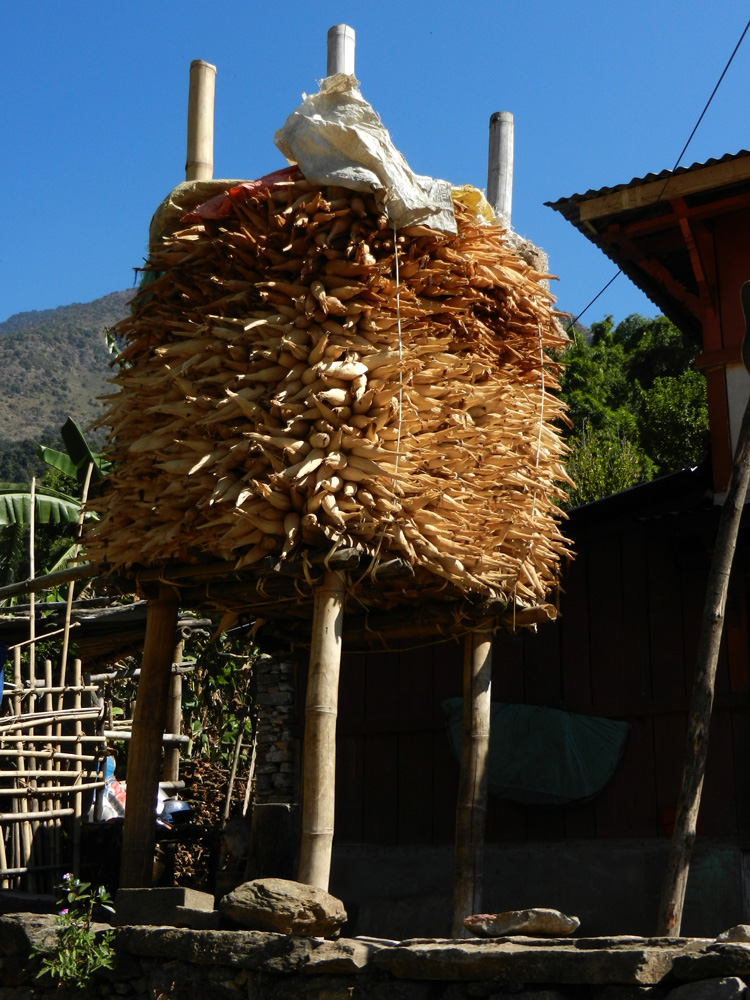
top-left (566, 14), bottom-right (750, 333)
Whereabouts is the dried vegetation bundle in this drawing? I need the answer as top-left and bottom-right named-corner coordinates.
top-left (85, 169), bottom-right (572, 618)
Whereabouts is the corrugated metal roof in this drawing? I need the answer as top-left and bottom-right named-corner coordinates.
top-left (547, 149), bottom-right (750, 213)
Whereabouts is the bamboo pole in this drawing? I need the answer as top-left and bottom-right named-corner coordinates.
top-left (327, 24), bottom-right (355, 76)
top-left (0, 563), bottom-right (96, 603)
top-left (1, 782), bottom-right (105, 797)
top-left (222, 718), bottom-right (245, 825)
top-left (185, 60), bottom-right (216, 181)
top-left (28, 477), bottom-right (36, 690)
top-left (487, 112), bottom-right (514, 226)
top-left (72, 658), bottom-right (83, 875)
top-left (451, 629), bottom-right (493, 938)
top-left (0, 808), bottom-right (75, 823)
top-left (119, 585), bottom-right (179, 888)
top-left (44, 659), bottom-right (56, 890)
top-left (0, 823), bottom-right (8, 888)
top-left (657, 280), bottom-right (750, 936)
top-left (297, 570), bottom-right (345, 890)
top-left (12, 646), bottom-right (33, 890)
top-left (162, 640), bottom-right (183, 783)
top-left (59, 463), bottom-right (94, 705)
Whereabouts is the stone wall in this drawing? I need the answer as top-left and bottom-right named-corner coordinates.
top-left (245, 652), bottom-right (300, 882)
top-left (4, 914), bottom-right (750, 1000)
top-left (252, 652), bottom-right (298, 806)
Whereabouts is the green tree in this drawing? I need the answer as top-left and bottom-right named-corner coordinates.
top-left (558, 313), bottom-right (708, 507)
top-left (638, 370), bottom-right (709, 473)
top-left (565, 424), bottom-right (646, 508)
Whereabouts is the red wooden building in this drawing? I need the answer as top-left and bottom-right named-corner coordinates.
top-left (321, 151), bottom-right (750, 940)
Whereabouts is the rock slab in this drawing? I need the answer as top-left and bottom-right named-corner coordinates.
top-left (464, 908), bottom-right (580, 938)
top-left (219, 877), bottom-right (347, 939)
top-left (665, 977), bottom-right (747, 999)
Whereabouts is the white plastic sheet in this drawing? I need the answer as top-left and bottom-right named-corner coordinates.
top-left (274, 74), bottom-right (457, 234)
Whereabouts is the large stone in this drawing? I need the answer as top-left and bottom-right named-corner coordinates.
top-left (665, 977), bottom-right (747, 999)
top-left (0, 913), bottom-right (58, 957)
top-left (716, 926), bottom-right (750, 944)
top-left (672, 943), bottom-right (750, 981)
top-left (464, 908), bottom-right (580, 938)
top-left (115, 925), bottom-right (381, 974)
top-left (219, 878), bottom-right (347, 939)
top-left (372, 938), bottom-right (697, 985)
top-left (114, 887), bottom-right (215, 927)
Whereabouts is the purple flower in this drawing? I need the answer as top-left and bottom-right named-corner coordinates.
top-left (62, 872), bottom-right (73, 881)
top-left (59, 908), bottom-right (69, 915)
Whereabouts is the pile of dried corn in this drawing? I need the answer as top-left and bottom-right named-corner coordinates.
top-left (85, 169), bottom-right (572, 611)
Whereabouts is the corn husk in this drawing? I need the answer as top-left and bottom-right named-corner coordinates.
top-left (85, 171), bottom-right (573, 617)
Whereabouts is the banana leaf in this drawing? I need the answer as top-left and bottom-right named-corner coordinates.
top-left (60, 417), bottom-right (109, 484)
top-left (36, 447), bottom-right (79, 481)
top-left (0, 484), bottom-right (84, 526)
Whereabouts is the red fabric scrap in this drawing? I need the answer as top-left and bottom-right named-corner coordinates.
top-left (183, 165), bottom-right (304, 223)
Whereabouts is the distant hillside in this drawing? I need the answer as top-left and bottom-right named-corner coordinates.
top-left (0, 290), bottom-right (132, 481)
top-left (0, 291), bottom-right (132, 338)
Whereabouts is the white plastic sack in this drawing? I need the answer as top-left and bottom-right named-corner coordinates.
top-left (274, 74), bottom-right (457, 234)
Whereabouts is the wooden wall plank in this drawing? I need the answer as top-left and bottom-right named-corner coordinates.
top-left (492, 630), bottom-right (525, 704)
top-left (730, 707), bottom-right (750, 836)
top-left (521, 613), bottom-right (563, 707)
top-left (648, 538), bottom-right (687, 704)
top-left (596, 715), bottom-right (658, 838)
top-left (362, 651), bottom-right (400, 844)
top-left (725, 570), bottom-right (749, 695)
top-left (559, 546), bottom-right (593, 712)
top-left (431, 639), bottom-right (462, 844)
top-left (653, 713), bottom-right (688, 838)
top-left (618, 526), bottom-right (652, 706)
top-left (699, 708), bottom-right (737, 837)
top-left (335, 651), bottom-right (366, 842)
top-left (397, 644), bottom-right (435, 844)
top-left (587, 533), bottom-right (628, 708)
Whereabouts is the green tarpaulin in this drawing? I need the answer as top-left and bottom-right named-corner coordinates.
top-left (443, 698), bottom-right (630, 806)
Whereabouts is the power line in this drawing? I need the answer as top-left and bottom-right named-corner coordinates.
top-left (566, 14), bottom-right (750, 332)
top-left (567, 272), bottom-right (621, 332)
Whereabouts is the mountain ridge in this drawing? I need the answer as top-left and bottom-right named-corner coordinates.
top-left (0, 290), bottom-right (133, 335)
top-left (0, 290), bottom-right (133, 481)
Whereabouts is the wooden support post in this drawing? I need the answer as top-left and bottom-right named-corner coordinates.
top-left (657, 281), bottom-right (750, 935)
top-left (452, 629), bottom-right (493, 938)
top-left (120, 585), bottom-right (179, 889)
top-left (297, 570), bottom-right (345, 890)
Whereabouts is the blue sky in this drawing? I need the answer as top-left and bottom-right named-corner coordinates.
top-left (3, 2), bottom-right (750, 328)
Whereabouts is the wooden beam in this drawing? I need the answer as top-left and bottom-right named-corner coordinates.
top-left (694, 347), bottom-right (741, 369)
top-left (119, 585), bottom-right (179, 888)
top-left (621, 190), bottom-right (750, 239)
top-left (578, 155), bottom-right (750, 222)
top-left (451, 630), bottom-right (493, 937)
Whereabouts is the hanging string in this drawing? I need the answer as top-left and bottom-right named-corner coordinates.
top-left (393, 225), bottom-right (404, 483)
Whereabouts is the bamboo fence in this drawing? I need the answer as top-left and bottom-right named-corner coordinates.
top-left (0, 655), bottom-right (107, 891)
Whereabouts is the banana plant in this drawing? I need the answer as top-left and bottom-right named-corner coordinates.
top-left (0, 419), bottom-right (109, 599)
top-left (37, 416), bottom-right (110, 489)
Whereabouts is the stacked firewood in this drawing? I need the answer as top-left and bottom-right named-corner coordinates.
top-left (85, 170), bottom-right (572, 609)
